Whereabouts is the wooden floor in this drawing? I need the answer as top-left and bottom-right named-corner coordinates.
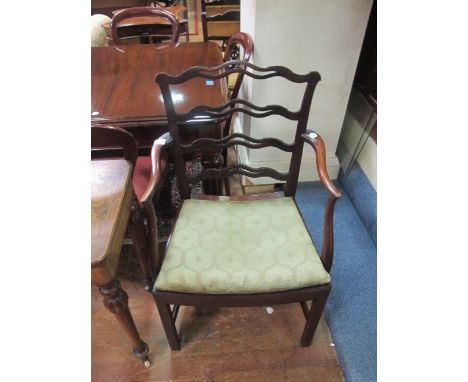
top-left (92, 275), bottom-right (344, 382)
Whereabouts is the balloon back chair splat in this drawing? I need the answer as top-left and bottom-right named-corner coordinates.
top-left (110, 6), bottom-right (180, 45)
top-left (151, 61), bottom-right (341, 350)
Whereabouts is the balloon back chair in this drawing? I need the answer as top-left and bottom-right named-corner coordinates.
top-left (151, 61), bottom-right (341, 350)
top-left (201, 0), bottom-right (240, 50)
top-left (110, 6), bottom-right (180, 45)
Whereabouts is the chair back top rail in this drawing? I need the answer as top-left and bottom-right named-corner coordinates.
top-left (91, 126), bottom-right (138, 175)
top-left (201, 0), bottom-right (241, 41)
top-left (156, 61), bottom-right (321, 198)
top-left (203, 0), bottom-right (240, 4)
top-left (110, 6), bottom-right (180, 44)
top-left (206, 9), bottom-right (240, 21)
top-left (223, 33), bottom-right (253, 63)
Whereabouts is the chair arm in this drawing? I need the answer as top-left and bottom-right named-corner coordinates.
top-left (140, 133), bottom-right (172, 205)
top-left (302, 130), bottom-right (341, 272)
top-left (301, 131), bottom-right (341, 199)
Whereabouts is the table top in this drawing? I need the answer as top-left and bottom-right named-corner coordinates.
top-left (91, 159), bottom-right (133, 285)
top-left (91, 42), bottom-right (227, 127)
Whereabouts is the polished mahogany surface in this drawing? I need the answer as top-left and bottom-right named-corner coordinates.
top-left (91, 42), bottom-right (227, 128)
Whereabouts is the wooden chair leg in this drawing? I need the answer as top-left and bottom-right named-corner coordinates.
top-left (142, 202), bottom-right (161, 280)
top-left (299, 301), bottom-right (309, 319)
top-left (300, 291), bottom-right (330, 347)
top-left (154, 298), bottom-right (181, 350)
top-left (128, 204), bottom-right (153, 290)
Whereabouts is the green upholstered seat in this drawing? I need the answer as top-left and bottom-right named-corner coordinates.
top-left (154, 197), bottom-right (330, 294)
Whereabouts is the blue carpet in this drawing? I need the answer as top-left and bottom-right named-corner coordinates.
top-left (296, 180), bottom-right (377, 382)
top-left (339, 165), bottom-right (377, 245)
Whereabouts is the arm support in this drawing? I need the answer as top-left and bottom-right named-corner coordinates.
top-left (302, 131), bottom-right (341, 272)
top-left (302, 131), bottom-right (341, 199)
top-left (139, 133), bottom-right (172, 278)
top-left (140, 133), bottom-right (172, 205)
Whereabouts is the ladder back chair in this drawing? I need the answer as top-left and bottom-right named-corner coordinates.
top-left (154, 1), bottom-right (189, 42)
top-left (152, 61), bottom-right (341, 350)
top-left (91, 125), bottom-right (170, 289)
top-left (201, 0), bottom-right (240, 49)
top-left (110, 6), bottom-right (180, 45)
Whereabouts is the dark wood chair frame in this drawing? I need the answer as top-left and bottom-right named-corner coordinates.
top-left (110, 6), bottom-right (180, 45)
top-left (151, 61), bottom-right (342, 350)
top-left (91, 126), bottom-right (170, 289)
top-left (201, 0), bottom-right (240, 47)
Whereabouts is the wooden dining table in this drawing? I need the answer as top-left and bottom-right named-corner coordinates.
top-left (91, 41), bottom-right (228, 151)
top-left (91, 159), bottom-right (150, 367)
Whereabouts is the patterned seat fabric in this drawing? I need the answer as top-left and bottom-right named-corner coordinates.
top-left (155, 197), bottom-right (330, 294)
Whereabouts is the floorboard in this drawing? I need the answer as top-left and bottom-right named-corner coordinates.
top-left (92, 275), bottom-right (344, 381)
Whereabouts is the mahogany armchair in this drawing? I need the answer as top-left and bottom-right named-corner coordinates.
top-left (109, 6), bottom-right (180, 45)
top-left (91, 125), bottom-right (169, 289)
top-left (151, 61), bottom-right (341, 350)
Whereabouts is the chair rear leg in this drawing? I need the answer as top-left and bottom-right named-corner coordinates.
top-left (300, 291), bottom-right (330, 347)
top-left (299, 301), bottom-right (309, 319)
top-left (128, 206), bottom-right (153, 290)
top-left (154, 298), bottom-right (181, 350)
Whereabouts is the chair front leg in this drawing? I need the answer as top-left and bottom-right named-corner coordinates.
top-left (300, 289), bottom-right (330, 347)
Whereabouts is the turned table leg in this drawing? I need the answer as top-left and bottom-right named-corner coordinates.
top-left (98, 279), bottom-right (150, 367)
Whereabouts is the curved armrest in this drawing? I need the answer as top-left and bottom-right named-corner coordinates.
top-left (301, 130), bottom-right (341, 272)
top-left (302, 131), bottom-right (341, 199)
top-left (140, 133), bottom-right (173, 205)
